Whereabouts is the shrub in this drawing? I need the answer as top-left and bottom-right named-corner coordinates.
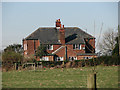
top-left (50, 64), bottom-right (54, 67)
top-left (2, 51), bottom-right (23, 71)
top-left (94, 55), bottom-right (120, 66)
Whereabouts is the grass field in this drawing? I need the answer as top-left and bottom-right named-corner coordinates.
top-left (2, 65), bottom-right (118, 88)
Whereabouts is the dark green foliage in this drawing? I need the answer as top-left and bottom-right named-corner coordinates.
top-left (112, 37), bottom-right (119, 56)
top-left (35, 44), bottom-right (47, 58)
top-left (2, 51), bottom-right (23, 62)
top-left (2, 44), bottom-right (23, 71)
top-left (0, 52), bottom-right (1, 66)
top-left (50, 64), bottom-right (54, 67)
top-left (95, 55), bottom-right (120, 66)
top-left (4, 44), bottom-right (23, 54)
top-left (34, 55), bottom-right (119, 68)
top-left (2, 51), bottom-right (23, 71)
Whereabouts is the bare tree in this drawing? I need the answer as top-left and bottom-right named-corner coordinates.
top-left (98, 29), bottom-right (117, 55)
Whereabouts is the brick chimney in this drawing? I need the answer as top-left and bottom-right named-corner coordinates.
top-left (56, 19), bottom-right (61, 29)
top-left (59, 25), bottom-right (65, 45)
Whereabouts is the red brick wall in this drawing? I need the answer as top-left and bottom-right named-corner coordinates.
top-left (84, 38), bottom-right (95, 53)
top-left (67, 44), bottom-right (85, 54)
top-left (77, 55), bottom-right (97, 60)
top-left (55, 47), bottom-right (65, 57)
top-left (89, 39), bottom-right (95, 49)
top-left (51, 44), bottom-right (86, 60)
top-left (59, 30), bottom-right (65, 45)
top-left (23, 39), bottom-right (40, 57)
top-left (23, 39), bottom-right (95, 61)
top-left (36, 56), bottom-right (54, 61)
top-left (47, 44), bottom-right (61, 53)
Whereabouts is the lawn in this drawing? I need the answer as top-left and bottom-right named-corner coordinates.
top-left (2, 65), bottom-right (118, 88)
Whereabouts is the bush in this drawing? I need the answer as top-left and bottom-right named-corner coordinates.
top-left (50, 64), bottom-right (54, 67)
top-left (94, 55), bottom-right (120, 66)
top-left (2, 51), bottom-right (23, 71)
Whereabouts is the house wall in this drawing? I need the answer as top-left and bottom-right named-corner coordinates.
top-left (49, 44), bottom-right (86, 60)
top-left (77, 55), bottom-right (97, 60)
top-left (85, 38), bottom-right (95, 53)
top-left (47, 44), bottom-right (61, 53)
top-left (89, 39), bottom-right (95, 49)
top-left (36, 56), bottom-right (54, 61)
top-left (66, 44), bottom-right (85, 58)
top-left (23, 39), bottom-right (40, 57)
top-left (23, 39), bottom-right (95, 61)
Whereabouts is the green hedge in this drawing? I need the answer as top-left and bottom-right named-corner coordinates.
top-left (20, 55), bottom-right (120, 69)
top-left (96, 55), bottom-right (120, 66)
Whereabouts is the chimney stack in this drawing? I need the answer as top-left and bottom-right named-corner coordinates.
top-left (63, 25), bottom-right (64, 28)
top-left (56, 19), bottom-right (61, 29)
top-left (59, 25), bottom-right (65, 45)
top-left (56, 19), bottom-right (65, 45)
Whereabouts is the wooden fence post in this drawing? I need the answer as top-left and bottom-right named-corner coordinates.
top-left (34, 63), bottom-right (35, 70)
top-left (15, 63), bottom-right (16, 70)
top-left (87, 73), bottom-right (97, 90)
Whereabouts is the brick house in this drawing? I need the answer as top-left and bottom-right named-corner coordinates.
top-left (23, 19), bottom-right (97, 61)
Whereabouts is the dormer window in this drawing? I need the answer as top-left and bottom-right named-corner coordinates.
top-left (47, 45), bottom-right (53, 50)
top-left (73, 44), bottom-right (81, 50)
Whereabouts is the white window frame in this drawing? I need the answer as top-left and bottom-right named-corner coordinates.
top-left (24, 44), bottom-right (27, 50)
top-left (47, 45), bottom-right (53, 50)
top-left (40, 57), bottom-right (49, 61)
top-left (82, 46), bottom-right (85, 50)
top-left (84, 57), bottom-right (92, 59)
top-left (69, 57), bottom-right (77, 61)
top-left (73, 44), bottom-right (81, 50)
top-left (56, 57), bottom-right (64, 61)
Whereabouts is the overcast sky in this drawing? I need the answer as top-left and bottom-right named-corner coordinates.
top-left (1, 1), bottom-right (119, 52)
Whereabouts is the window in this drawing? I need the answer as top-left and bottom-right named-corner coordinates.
top-left (55, 57), bottom-right (64, 61)
top-left (24, 44), bottom-right (27, 50)
top-left (73, 44), bottom-right (81, 50)
top-left (40, 57), bottom-right (49, 61)
top-left (69, 57), bottom-right (77, 61)
top-left (82, 47), bottom-right (85, 50)
top-left (84, 57), bottom-right (92, 59)
top-left (47, 45), bottom-right (53, 50)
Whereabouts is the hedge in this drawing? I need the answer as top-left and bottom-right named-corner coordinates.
top-left (34, 55), bottom-right (120, 67)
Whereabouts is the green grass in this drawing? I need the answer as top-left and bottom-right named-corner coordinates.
top-left (2, 65), bottom-right (118, 88)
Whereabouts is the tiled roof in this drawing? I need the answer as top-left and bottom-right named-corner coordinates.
top-left (25, 27), bottom-right (94, 44)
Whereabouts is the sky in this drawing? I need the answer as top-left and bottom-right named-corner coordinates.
top-left (118, 1), bottom-right (120, 50)
top-left (1, 1), bottom-right (118, 52)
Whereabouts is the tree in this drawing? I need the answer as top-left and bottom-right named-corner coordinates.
top-left (35, 44), bottom-right (48, 58)
top-left (2, 51), bottom-right (23, 71)
top-left (2, 44), bottom-right (23, 71)
top-left (99, 29), bottom-right (117, 55)
top-left (112, 37), bottom-right (119, 56)
top-left (4, 44), bottom-right (23, 54)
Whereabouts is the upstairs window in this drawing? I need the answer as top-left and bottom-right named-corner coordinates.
top-left (47, 45), bottom-right (53, 50)
top-left (73, 44), bottom-right (81, 50)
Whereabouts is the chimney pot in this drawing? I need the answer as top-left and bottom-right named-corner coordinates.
top-left (63, 25), bottom-right (64, 28)
top-left (56, 19), bottom-right (61, 29)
